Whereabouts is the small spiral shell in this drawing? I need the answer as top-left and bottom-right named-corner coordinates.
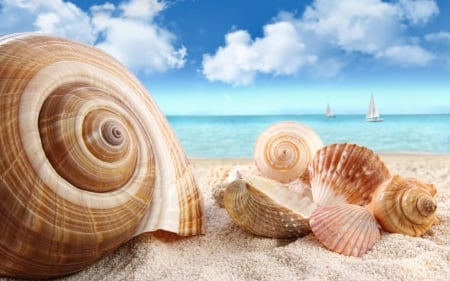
top-left (367, 175), bottom-right (437, 236)
top-left (254, 121), bottom-right (323, 183)
top-left (0, 33), bottom-right (204, 279)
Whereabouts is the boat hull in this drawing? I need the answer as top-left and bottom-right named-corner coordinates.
top-left (366, 117), bottom-right (383, 122)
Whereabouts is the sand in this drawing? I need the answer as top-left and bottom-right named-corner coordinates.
top-left (2, 155), bottom-right (450, 281)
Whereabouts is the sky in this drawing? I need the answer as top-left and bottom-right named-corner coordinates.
top-left (1, 0), bottom-right (450, 115)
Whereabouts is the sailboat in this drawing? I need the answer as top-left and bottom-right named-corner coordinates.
top-left (326, 103), bottom-right (335, 118)
top-left (366, 94), bottom-right (383, 122)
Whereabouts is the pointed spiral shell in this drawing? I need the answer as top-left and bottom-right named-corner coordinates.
top-left (367, 175), bottom-right (437, 236)
top-left (0, 33), bottom-right (204, 279)
top-left (254, 121), bottom-right (323, 183)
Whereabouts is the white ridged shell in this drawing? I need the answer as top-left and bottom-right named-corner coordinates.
top-left (254, 121), bottom-right (323, 183)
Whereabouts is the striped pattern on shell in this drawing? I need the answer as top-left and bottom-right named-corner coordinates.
top-left (0, 33), bottom-right (204, 279)
top-left (310, 143), bottom-right (392, 206)
top-left (367, 175), bottom-right (437, 236)
top-left (310, 204), bottom-right (381, 257)
top-left (254, 121), bottom-right (323, 183)
top-left (223, 173), bottom-right (316, 238)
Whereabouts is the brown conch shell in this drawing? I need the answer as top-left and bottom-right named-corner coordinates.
top-left (310, 204), bottom-right (381, 257)
top-left (309, 143), bottom-right (391, 206)
top-left (223, 173), bottom-right (317, 238)
top-left (367, 175), bottom-right (437, 236)
top-left (0, 33), bottom-right (204, 279)
top-left (254, 121), bottom-right (323, 183)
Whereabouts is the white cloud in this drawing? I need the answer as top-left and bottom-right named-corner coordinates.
top-left (301, 0), bottom-right (402, 54)
top-left (376, 45), bottom-right (435, 66)
top-left (202, 20), bottom-right (317, 85)
top-left (425, 31), bottom-right (450, 43)
top-left (0, 0), bottom-right (185, 74)
top-left (0, 0), bottom-right (96, 43)
top-left (91, 1), bottom-right (186, 74)
top-left (397, 0), bottom-right (439, 25)
top-left (202, 0), bottom-right (440, 85)
top-left (202, 30), bottom-right (256, 85)
top-left (119, 0), bottom-right (165, 20)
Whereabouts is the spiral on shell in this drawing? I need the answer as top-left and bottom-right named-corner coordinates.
top-left (0, 33), bottom-right (204, 279)
top-left (254, 121), bottom-right (323, 183)
top-left (367, 175), bottom-right (437, 236)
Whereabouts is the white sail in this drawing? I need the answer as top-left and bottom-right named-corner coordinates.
top-left (366, 94), bottom-right (383, 122)
top-left (326, 103), bottom-right (335, 118)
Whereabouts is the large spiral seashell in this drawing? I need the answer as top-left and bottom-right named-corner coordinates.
top-left (223, 173), bottom-right (317, 238)
top-left (367, 175), bottom-right (437, 236)
top-left (254, 121), bottom-right (323, 183)
top-left (309, 143), bottom-right (391, 206)
top-left (0, 33), bottom-right (204, 279)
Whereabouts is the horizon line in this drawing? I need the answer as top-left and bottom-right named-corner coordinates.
top-left (165, 112), bottom-right (450, 117)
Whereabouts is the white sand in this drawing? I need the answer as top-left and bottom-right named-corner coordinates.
top-left (3, 155), bottom-right (449, 281)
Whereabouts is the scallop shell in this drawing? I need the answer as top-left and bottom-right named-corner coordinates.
top-left (254, 121), bottom-right (323, 183)
top-left (310, 204), bottom-right (381, 257)
top-left (310, 143), bottom-right (391, 206)
top-left (367, 175), bottom-right (437, 236)
top-left (0, 33), bottom-right (204, 279)
top-left (223, 173), bottom-right (317, 238)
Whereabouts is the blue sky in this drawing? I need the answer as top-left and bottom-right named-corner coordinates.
top-left (1, 0), bottom-right (450, 115)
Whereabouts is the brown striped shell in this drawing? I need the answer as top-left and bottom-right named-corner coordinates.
top-left (309, 143), bottom-right (391, 206)
top-left (310, 204), bottom-right (381, 257)
top-left (223, 173), bottom-right (317, 238)
top-left (254, 121), bottom-right (323, 183)
top-left (367, 175), bottom-right (437, 236)
top-left (0, 33), bottom-right (204, 279)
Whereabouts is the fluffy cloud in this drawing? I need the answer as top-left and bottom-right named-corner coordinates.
top-left (0, 0), bottom-right (185, 74)
top-left (376, 45), bottom-right (435, 66)
top-left (91, 1), bottom-right (186, 74)
top-left (0, 0), bottom-right (96, 43)
top-left (425, 31), bottom-right (450, 43)
top-left (397, 0), bottom-right (439, 25)
top-left (202, 22), bottom-right (317, 85)
top-left (202, 0), bottom-right (440, 85)
top-left (301, 0), bottom-right (401, 54)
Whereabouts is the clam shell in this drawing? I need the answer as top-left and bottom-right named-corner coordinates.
top-left (254, 121), bottom-right (323, 183)
top-left (223, 173), bottom-right (317, 238)
top-left (367, 175), bottom-right (437, 236)
top-left (0, 33), bottom-right (204, 279)
top-left (310, 204), bottom-right (381, 257)
top-left (310, 143), bottom-right (391, 206)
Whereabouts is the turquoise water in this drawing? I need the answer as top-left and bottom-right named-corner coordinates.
top-left (167, 114), bottom-right (450, 158)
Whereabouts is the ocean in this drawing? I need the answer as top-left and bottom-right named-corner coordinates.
top-left (167, 114), bottom-right (450, 158)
